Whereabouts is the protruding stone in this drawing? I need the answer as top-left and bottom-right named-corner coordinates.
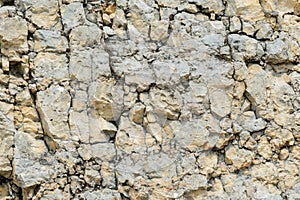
top-left (36, 85), bottom-right (71, 140)
top-left (61, 2), bottom-right (85, 33)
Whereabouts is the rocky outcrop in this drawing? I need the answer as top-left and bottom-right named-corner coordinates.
top-left (0, 0), bottom-right (299, 199)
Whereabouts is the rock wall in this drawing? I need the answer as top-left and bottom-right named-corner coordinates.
top-left (0, 0), bottom-right (300, 199)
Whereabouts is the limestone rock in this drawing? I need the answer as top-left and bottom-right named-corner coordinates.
top-left (189, 0), bottom-right (225, 14)
top-left (33, 53), bottom-right (69, 87)
top-left (70, 24), bottom-right (102, 48)
top-left (61, 2), bottom-right (85, 33)
top-left (228, 34), bottom-right (264, 61)
top-left (129, 103), bottom-right (145, 124)
top-left (13, 131), bottom-right (53, 188)
top-left (150, 20), bottom-right (169, 41)
top-left (84, 167), bottom-right (101, 187)
top-left (78, 144), bottom-right (92, 161)
top-left (251, 163), bottom-right (278, 184)
top-left (0, 111), bottom-right (15, 178)
top-left (34, 30), bottom-right (68, 53)
top-left (266, 38), bottom-right (289, 64)
top-left (36, 85), bottom-right (71, 140)
top-left (1, 0), bottom-right (300, 199)
top-left (18, 0), bottom-right (59, 29)
top-left (173, 114), bottom-right (220, 151)
top-left (88, 80), bottom-right (124, 121)
top-left (226, 0), bottom-right (265, 21)
top-left (257, 137), bottom-right (273, 159)
top-left (238, 111), bottom-right (267, 132)
top-left (208, 78), bottom-right (234, 118)
top-left (229, 16), bottom-right (241, 32)
top-left (225, 145), bottom-right (254, 169)
top-left (156, 0), bottom-right (180, 8)
top-left (69, 48), bottom-right (111, 82)
top-left (80, 189), bottom-right (121, 200)
top-left (15, 88), bottom-right (33, 106)
top-left (116, 117), bottom-right (146, 154)
top-left (0, 16), bottom-right (28, 58)
top-left (91, 143), bottom-right (116, 162)
top-left (148, 87), bottom-right (182, 120)
top-left (101, 162), bottom-right (116, 188)
top-left (245, 64), bottom-right (270, 110)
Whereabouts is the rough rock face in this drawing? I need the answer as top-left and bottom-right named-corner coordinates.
top-left (0, 0), bottom-right (299, 199)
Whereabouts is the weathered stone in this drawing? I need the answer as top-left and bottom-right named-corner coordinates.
top-left (1, 0), bottom-right (300, 199)
top-left (15, 88), bottom-right (33, 106)
top-left (91, 143), bottom-right (116, 162)
top-left (0, 111), bottom-right (15, 178)
top-left (101, 162), bottom-right (116, 188)
top-left (150, 20), bottom-right (169, 41)
top-left (229, 16), bottom-right (241, 32)
top-left (18, 0), bottom-right (59, 29)
top-left (89, 80), bottom-right (124, 121)
top-left (69, 48), bottom-right (111, 82)
top-left (245, 64), bottom-right (270, 110)
top-left (156, 0), bottom-right (180, 8)
top-left (78, 144), bottom-right (92, 161)
top-left (228, 34), bottom-right (264, 61)
top-left (69, 24), bottom-right (102, 48)
top-left (34, 30), bottom-right (68, 53)
top-left (33, 53), bottom-right (69, 87)
top-left (129, 103), bottom-right (145, 124)
top-left (225, 145), bottom-right (254, 169)
top-left (238, 111), bottom-right (267, 132)
top-left (226, 0), bottom-right (265, 21)
top-left (255, 23), bottom-right (273, 39)
top-left (84, 167), bottom-right (101, 187)
top-left (266, 38), bottom-right (289, 64)
top-left (148, 87), bottom-right (182, 120)
top-left (257, 137), bottom-right (273, 159)
top-left (80, 189), bottom-right (121, 200)
top-left (197, 152), bottom-right (218, 175)
top-left (61, 2), bottom-right (85, 33)
top-left (13, 131), bottom-right (53, 188)
top-left (0, 16), bottom-right (28, 58)
top-left (173, 114), bottom-right (220, 151)
top-left (208, 78), bottom-right (234, 118)
top-left (189, 0), bottom-right (225, 14)
top-left (251, 163), bottom-right (278, 184)
top-left (116, 117), bottom-right (146, 154)
top-left (36, 85), bottom-right (71, 140)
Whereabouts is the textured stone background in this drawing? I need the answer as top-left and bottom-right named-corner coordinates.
top-left (0, 0), bottom-right (300, 199)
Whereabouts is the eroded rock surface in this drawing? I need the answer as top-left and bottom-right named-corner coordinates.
top-left (0, 0), bottom-right (299, 199)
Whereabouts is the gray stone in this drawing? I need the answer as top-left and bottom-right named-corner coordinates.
top-left (33, 53), bottom-right (69, 87)
top-left (266, 39), bottom-right (289, 64)
top-left (70, 24), bottom-right (102, 49)
top-left (36, 85), bottom-right (71, 140)
top-left (13, 131), bottom-right (53, 188)
top-left (229, 16), bottom-right (241, 32)
top-left (69, 48), bottom-right (111, 82)
top-left (34, 30), bottom-right (68, 53)
top-left (0, 111), bottom-right (15, 178)
top-left (228, 34), bottom-right (264, 61)
top-left (91, 143), bottom-right (116, 161)
top-left (61, 2), bottom-right (85, 33)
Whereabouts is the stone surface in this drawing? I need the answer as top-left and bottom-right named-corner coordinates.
top-left (0, 0), bottom-right (299, 199)
top-left (0, 16), bottom-right (28, 59)
top-left (34, 30), bottom-right (68, 53)
top-left (60, 2), bottom-right (85, 33)
top-left (36, 85), bottom-right (71, 140)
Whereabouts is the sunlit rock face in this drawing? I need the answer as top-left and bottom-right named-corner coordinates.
top-left (0, 0), bottom-right (299, 199)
